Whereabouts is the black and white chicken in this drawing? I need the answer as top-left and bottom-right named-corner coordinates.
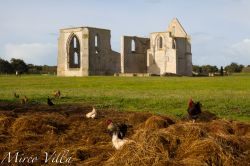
top-left (112, 131), bottom-right (129, 150)
top-left (106, 119), bottom-right (128, 139)
top-left (187, 99), bottom-right (202, 123)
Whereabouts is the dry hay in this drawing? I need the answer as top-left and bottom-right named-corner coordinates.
top-left (182, 111), bottom-right (217, 122)
top-left (204, 120), bottom-right (235, 135)
top-left (0, 114), bottom-right (15, 132)
top-left (128, 112), bottom-right (152, 126)
top-left (11, 112), bottom-right (68, 135)
top-left (0, 102), bottom-right (249, 165)
top-left (196, 111), bottom-right (217, 122)
top-left (105, 129), bottom-right (176, 166)
top-left (144, 115), bottom-right (175, 129)
top-left (105, 118), bottom-right (250, 166)
top-left (70, 144), bottom-right (114, 166)
top-left (10, 112), bottom-right (69, 145)
top-left (232, 121), bottom-right (250, 136)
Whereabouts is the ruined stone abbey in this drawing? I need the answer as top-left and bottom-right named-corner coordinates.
top-left (57, 18), bottom-right (192, 76)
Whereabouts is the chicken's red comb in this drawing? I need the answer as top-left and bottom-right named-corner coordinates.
top-left (188, 99), bottom-right (194, 107)
top-left (106, 119), bottom-right (112, 125)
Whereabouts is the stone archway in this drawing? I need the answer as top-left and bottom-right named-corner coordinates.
top-left (68, 34), bottom-right (80, 68)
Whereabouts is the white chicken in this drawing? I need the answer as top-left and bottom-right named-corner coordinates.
top-left (86, 107), bottom-right (97, 119)
top-left (112, 132), bottom-right (129, 150)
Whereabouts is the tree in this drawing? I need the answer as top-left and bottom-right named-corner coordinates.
top-left (27, 64), bottom-right (43, 74)
top-left (0, 58), bottom-right (13, 74)
top-left (10, 58), bottom-right (28, 73)
top-left (220, 66), bottom-right (224, 76)
top-left (225, 62), bottom-right (244, 73)
top-left (192, 65), bottom-right (202, 73)
top-left (242, 66), bottom-right (250, 73)
top-left (201, 65), bottom-right (218, 73)
top-left (41, 65), bottom-right (57, 74)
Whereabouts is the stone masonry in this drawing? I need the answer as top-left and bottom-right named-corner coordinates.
top-left (147, 18), bottom-right (192, 76)
top-left (121, 36), bottom-right (150, 73)
top-left (57, 27), bottom-right (120, 76)
top-left (57, 18), bottom-right (192, 76)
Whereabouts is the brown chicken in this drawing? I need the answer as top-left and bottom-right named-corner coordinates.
top-left (53, 90), bottom-right (61, 98)
top-left (20, 96), bottom-right (28, 104)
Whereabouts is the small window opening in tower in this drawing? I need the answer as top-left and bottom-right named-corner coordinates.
top-left (95, 35), bottom-right (98, 47)
top-left (173, 39), bottom-right (176, 49)
top-left (158, 37), bottom-right (163, 49)
top-left (131, 39), bottom-right (135, 52)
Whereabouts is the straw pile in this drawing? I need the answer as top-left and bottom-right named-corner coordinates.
top-left (0, 114), bottom-right (15, 132)
top-left (105, 117), bottom-right (250, 166)
top-left (11, 112), bottom-right (68, 135)
top-left (0, 102), bottom-right (249, 165)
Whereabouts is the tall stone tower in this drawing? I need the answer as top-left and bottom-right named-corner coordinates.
top-left (147, 18), bottom-right (192, 76)
top-left (57, 27), bottom-right (120, 76)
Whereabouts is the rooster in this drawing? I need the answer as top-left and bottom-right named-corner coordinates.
top-left (107, 119), bottom-right (128, 139)
top-left (86, 107), bottom-right (97, 119)
top-left (187, 99), bottom-right (202, 123)
top-left (47, 97), bottom-right (54, 106)
top-left (112, 131), bottom-right (129, 150)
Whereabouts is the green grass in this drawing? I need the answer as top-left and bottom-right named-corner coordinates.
top-left (0, 74), bottom-right (250, 122)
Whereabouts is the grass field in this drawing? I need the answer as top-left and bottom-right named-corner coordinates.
top-left (0, 74), bottom-right (250, 165)
top-left (0, 74), bottom-right (250, 122)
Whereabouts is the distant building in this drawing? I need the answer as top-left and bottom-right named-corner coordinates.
top-left (147, 18), bottom-right (192, 76)
top-left (57, 18), bottom-right (192, 76)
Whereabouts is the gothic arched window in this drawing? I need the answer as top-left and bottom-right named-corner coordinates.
top-left (68, 35), bottom-right (80, 68)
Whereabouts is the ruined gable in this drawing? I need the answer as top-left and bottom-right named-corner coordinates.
top-left (167, 18), bottom-right (188, 38)
top-left (147, 18), bottom-right (192, 76)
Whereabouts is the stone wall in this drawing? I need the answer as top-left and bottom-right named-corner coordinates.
top-left (57, 18), bottom-right (192, 77)
top-left (176, 38), bottom-right (192, 76)
top-left (147, 18), bottom-right (192, 76)
top-left (121, 36), bottom-right (149, 73)
top-left (88, 28), bottom-right (120, 75)
top-left (57, 27), bottom-right (120, 76)
top-left (147, 32), bottom-right (177, 75)
top-left (57, 27), bottom-right (89, 76)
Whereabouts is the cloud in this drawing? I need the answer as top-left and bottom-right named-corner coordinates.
top-left (223, 38), bottom-right (250, 65)
top-left (3, 43), bottom-right (57, 66)
top-left (192, 38), bottom-right (250, 66)
top-left (191, 32), bottom-right (213, 45)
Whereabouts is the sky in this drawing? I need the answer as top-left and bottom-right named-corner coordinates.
top-left (0, 0), bottom-right (250, 66)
